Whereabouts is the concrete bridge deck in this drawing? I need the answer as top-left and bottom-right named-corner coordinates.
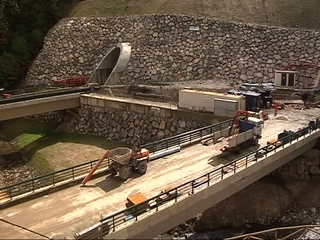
top-left (0, 117), bottom-right (318, 239)
top-left (0, 139), bottom-right (231, 239)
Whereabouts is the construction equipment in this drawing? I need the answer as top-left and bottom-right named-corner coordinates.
top-left (108, 146), bottom-right (149, 181)
top-left (81, 145), bottom-right (149, 185)
top-left (203, 110), bottom-right (263, 153)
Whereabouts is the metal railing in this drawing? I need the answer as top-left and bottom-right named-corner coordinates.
top-left (79, 119), bottom-right (320, 239)
top-left (0, 158), bottom-right (110, 201)
top-left (225, 224), bottom-right (320, 240)
top-left (0, 119), bottom-right (233, 202)
top-left (0, 86), bottom-right (90, 105)
top-left (142, 119), bottom-right (233, 154)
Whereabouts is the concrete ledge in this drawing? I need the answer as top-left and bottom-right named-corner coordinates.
top-left (0, 93), bottom-right (81, 121)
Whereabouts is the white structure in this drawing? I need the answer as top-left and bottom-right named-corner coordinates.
top-left (274, 70), bottom-right (297, 87)
top-left (89, 43), bottom-right (131, 85)
top-left (178, 89), bottom-right (246, 117)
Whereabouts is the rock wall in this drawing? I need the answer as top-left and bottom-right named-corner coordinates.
top-left (273, 148), bottom-right (320, 179)
top-left (73, 105), bottom-right (206, 145)
top-left (26, 14), bottom-right (320, 86)
top-left (26, 111), bottom-right (64, 123)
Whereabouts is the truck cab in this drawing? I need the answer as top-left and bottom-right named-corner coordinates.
top-left (247, 117), bottom-right (263, 137)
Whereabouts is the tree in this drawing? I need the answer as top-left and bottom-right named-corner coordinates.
top-left (0, 52), bottom-right (19, 88)
top-left (0, 0), bottom-right (74, 89)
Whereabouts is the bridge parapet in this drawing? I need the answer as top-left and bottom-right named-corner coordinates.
top-left (75, 121), bottom-right (320, 239)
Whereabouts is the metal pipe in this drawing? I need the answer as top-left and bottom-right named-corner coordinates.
top-left (148, 146), bottom-right (181, 161)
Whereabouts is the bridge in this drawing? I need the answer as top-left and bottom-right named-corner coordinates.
top-left (0, 87), bottom-right (91, 121)
top-left (0, 118), bottom-right (319, 239)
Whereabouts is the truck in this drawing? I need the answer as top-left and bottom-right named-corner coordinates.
top-left (108, 146), bottom-right (150, 181)
top-left (81, 145), bottom-right (150, 185)
top-left (203, 110), bottom-right (263, 153)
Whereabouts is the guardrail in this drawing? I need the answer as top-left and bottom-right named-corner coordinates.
top-left (142, 119), bottom-right (233, 154)
top-left (225, 224), bottom-right (320, 240)
top-left (0, 119), bottom-right (233, 202)
top-left (0, 158), bottom-right (109, 201)
top-left (77, 119), bottom-right (320, 239)
top-left (0, 86), bottom-right (91, 105)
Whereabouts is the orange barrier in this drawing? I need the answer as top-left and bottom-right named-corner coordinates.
top-left (81, 150), bottom-right (110, 185)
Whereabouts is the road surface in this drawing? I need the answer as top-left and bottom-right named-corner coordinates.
top-left (0, 107), bottom-right (315, 239)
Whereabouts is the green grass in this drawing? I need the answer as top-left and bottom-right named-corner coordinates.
top-left (67, 0), bottom-right (320, 29)
top-left (0, 118), bottom-right (58, 142)
top-left (28, 154), bottom-right (55, 176)
top-left (0, 118), bottom-right (130, 176)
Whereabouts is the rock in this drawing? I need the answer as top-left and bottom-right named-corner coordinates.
top-left (25, 15), bottom-right (319, 87)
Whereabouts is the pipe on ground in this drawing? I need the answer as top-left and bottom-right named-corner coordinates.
top-left (148, 146), bottom-right (181, 161)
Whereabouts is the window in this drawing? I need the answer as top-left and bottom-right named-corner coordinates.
top-left (281, 73), bottom-right (287, 86)
top-left (288, 73), bottom-right (295, 86)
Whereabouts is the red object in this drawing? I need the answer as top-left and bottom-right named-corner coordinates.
top-left (2, 93), bottom-right (12, 98)
top-left (53, 76), bottom-right (88, 87)
top-left (228, 110), bottom-right (250, 136)
top-left (272, 102), bottom-right (279, 116)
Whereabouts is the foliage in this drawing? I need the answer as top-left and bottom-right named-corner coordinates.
top-left (0, 0), bottom-right (75, 89)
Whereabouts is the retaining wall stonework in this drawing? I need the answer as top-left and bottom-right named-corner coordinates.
top-left (72, 105), bottom-right (207, 145)
top-left (26, 111), bottom-right (64, 123)
top-left (26, 14), bottom-right (320, 86)
top-left (273, 149), bottom-right (320, 179)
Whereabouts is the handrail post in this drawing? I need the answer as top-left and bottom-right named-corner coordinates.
top-left (112, 217), bottom-right (115, 232)
top-left (191, 181), bottom-right (194, 194)
top-left (135, 206), bottom-right (138, 221)
top-left (245, 156), bottom-right (248, 167)
top-left (207, 174), bottom-right (210, 186)
top-left (175, 188), bottom-right (178, 202)
top-left (8, 187), bottom-right (12, 199)
top-left (221, 168), bottom-right (224, 180)
top-left (53, 174), bottom-right (55, 186)
top-left (72, 168), bottom-right (75, 180)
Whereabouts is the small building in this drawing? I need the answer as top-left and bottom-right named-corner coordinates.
top-left (178, 89), bottom-right (246, 117)
top-left (274, 70), bottom-right (297, 87)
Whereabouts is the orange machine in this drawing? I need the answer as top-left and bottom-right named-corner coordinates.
top-left (81, 146), bottom-right (150, 185)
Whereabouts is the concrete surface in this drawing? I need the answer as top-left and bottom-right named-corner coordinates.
top-left (106, 130), bottom-right (320, 239)
top-left (0, 93), bottom-right (81, 121)
top-left (0, 107), bottom-right (318, 239)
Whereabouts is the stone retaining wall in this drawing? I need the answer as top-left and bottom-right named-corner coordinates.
top-left (26, 111), bottom-right (64, 123)
top-left (273, 149), bottom-right (320, 179)
top-left (72, 105), bottom-right (207, 145)
top-left (26, 14), bottom-right (320, 86)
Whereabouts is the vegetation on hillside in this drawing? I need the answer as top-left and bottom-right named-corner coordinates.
top-left (0, 0), bottom-right (80, 90)
top-left (69, 0), bottom-right (320, 30)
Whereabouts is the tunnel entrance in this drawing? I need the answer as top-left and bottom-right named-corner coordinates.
top-left (89, 43), bottom-right (131, 85)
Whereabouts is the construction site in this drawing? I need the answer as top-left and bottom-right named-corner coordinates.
top-left (1, 62), bottom-right (320, 239)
